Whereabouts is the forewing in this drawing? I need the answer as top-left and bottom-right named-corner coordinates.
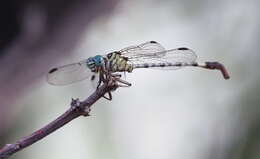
top-left (119, 41), bottom-right (166, 59)
top-left (47, 60), bottom-right (94, 85)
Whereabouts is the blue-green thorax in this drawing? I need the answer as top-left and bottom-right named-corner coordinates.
top-left (86, 55), bottom-right (105, 72)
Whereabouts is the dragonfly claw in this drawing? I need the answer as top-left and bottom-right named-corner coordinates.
top-left (110, 73), bottom-right (131, 87)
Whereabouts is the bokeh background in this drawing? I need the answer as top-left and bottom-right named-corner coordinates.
top-left (0, 0), bottom-right (259, 159)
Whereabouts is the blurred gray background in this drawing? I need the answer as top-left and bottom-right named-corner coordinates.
top-left (0, 0), bottom-right (259, 159)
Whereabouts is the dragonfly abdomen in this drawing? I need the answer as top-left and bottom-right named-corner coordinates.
top-left (133, 62), bottom-right (198, 69)
top-left (106, 52), bottom-right (133, 72)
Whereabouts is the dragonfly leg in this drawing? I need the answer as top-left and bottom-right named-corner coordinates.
top-left (97, 71), bottom-right (114, 101)
top-left (102, 91), bottom-right (112, 100)
top-left (106, 72), bottom-right (131, 87)
top-left (98, 70), bottom-right (131, 101)
top-left (97, 69), bottom-right (110, 89)
top-left (115, 78), bottom-right (131, 87)
top-left (96, 73), bottom-right (103, 89)
top-left (104, 73), bottom-right (131, 87)
top-left (110, 73), bottom-right (122, 78)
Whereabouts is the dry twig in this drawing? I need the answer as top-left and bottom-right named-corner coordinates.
top-left (0, 83), bottom-right (117, 159)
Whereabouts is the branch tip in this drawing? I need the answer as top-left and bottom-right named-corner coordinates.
top-left (204, 62), bottom-right (230, 79)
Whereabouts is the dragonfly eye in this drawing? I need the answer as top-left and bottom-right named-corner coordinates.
top-left (86, 57), bottom-right (97, 71)
top-left (92, 55), bottom-right (103, 66)
top-left (87, 58), bottom-right (94, 65)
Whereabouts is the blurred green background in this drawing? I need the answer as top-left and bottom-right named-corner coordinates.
top-left (0, 0), bottom-right (259, 159)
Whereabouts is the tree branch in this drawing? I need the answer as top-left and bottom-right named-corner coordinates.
top-left (0, 83), bottom-right (117, 159)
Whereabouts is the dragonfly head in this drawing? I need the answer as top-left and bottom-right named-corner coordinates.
top-left (86, 55), bottom-right (104, 72)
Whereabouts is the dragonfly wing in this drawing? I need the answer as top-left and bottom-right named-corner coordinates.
top-left (47, 60), bottom-right (95, 85)
top-left (128, 47), bottom-right (198, 70)
top-left (119, 41), bottom-right (166, 59)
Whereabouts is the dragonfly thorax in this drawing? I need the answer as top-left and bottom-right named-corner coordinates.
top-left (86, 55), bottom-right (105, 72)
top-left (105, 52), bottom-right (133, 73)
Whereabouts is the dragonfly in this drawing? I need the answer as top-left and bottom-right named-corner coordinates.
top-left (47, 41), bottom-right (230, 100)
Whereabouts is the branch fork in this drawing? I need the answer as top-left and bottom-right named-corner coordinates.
top-left (0, 77), bottom-right (120, 159)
